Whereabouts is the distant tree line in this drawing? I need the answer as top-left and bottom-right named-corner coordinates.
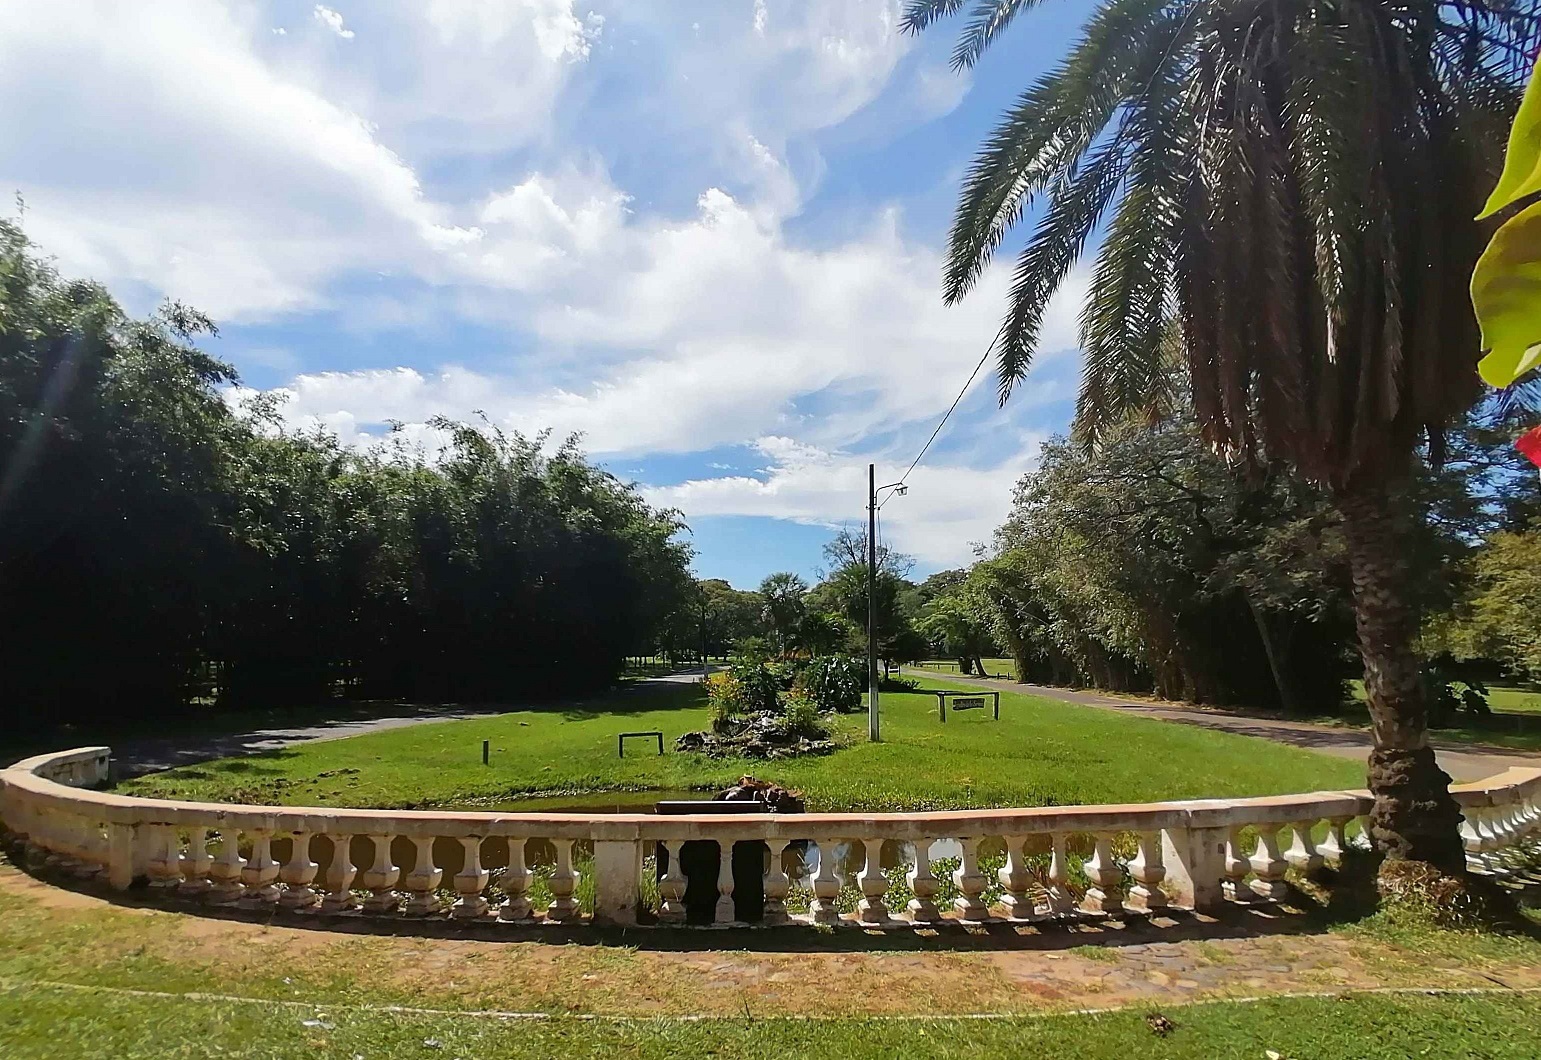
top-left (0, 222), bottom-right (693, 731)
top-left (959, 400), bottom-right (1539, 713)
top-left (650, 392), bottom-right (1539, 719)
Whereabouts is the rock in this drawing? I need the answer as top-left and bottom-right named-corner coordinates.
top-left (716, 776), bottom-right (806, 814)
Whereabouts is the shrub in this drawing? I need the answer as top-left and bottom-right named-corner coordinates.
top-left (801, 655), bottom-right (864, 713)
top-left (732, 662), bottom-right (781, 714)
top-left (705, 671), bottom-right (748, 734)
top-left (782, 686), bottom-right (826, 739)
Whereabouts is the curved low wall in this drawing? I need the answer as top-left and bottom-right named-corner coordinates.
top-left (2, 747), bottom-right (1537, 929)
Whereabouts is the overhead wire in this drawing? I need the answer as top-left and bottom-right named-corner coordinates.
top-left (877, 337), bottom-right (996, 512)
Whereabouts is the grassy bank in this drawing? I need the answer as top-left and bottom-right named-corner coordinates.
top-left (7, 986), bottom-right (1541, 1059)
top-left (119, 678), bottom-right (1364, 812)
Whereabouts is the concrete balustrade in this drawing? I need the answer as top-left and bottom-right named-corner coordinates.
top-left (3, 747), bottom-right (1538, 932)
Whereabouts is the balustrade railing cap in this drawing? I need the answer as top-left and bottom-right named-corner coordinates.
top-left (6, 748), bottom-right (1538, 843)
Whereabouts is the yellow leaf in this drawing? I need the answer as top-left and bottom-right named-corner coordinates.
top-left (1480, 56), bottom-right (1541, 219)
top-left (1471, 200), bottom-right (1541, 387)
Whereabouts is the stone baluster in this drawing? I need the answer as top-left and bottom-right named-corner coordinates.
top-left (320, 834), bottom-right (357, 913)
top-left (953, 837), bottom-right (990, 921)
top-left (998, 836), bottom-right (1037, 920)
top-left (856, 839), bottom-right (890, 925)
top-left (547, 838), bottom-right (581, 922)
top-left (453, 836), bottom-right (491, 919)
top-left (1080, 833), bottom-right (1123, 915)
top-left (714, 840), bottom-right (740, 925)
top-left (207, 830), bottom-right (245, 904)
top-left (809, 838), bottom-right (843, 925)
top-left (178, 826), bottom-right (213, 897)
top-left (146, 824), bottom-right (183, 889)
top-left (906, 839), bottom-right (942, 924)
top-left (279, 830), bottom-right (320, 909)
top-left (240, 829), bottom-right (281, 903)
top-left (403, 836), bottom-right (443, 916)
top-left (1248, 825), bottom-right (1289, 900)
top-left (762, 839), bottom-right (791, 926)
top-left (1473, 808), bottom-right (1505, 876)
top-left (498, 837), bottom-right (535, 922)
top-left (1045, 832), bottom-right (1076, 915)
top-left (1126, 831), bottom-right (1167, 913)
top-left (359, 833), bottom-right (400, 914)
top-left (1222, 827), bottom-right (1251, 901)
top-left (655, 840), bottom-right (686, 925)
top-left (1284, 820), bottom-right (1324, 875)
top-left (1460, 813), bottom-right (1485, 874)
top-left (1495, 803), bottom-right (1527, 872)
top-left (1318, 816), bottom-right (1354, 867)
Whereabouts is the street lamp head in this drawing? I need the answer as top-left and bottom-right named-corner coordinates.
top-left (894, 484), bottom-right (908, 496)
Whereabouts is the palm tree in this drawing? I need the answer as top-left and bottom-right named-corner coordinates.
top-left (904, 0), bottom-right (1538, 872)
top-left (758, 572), bottom-right (810, 657)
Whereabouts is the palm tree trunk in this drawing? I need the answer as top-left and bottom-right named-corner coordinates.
top-left (1335, 482), bottom-right (1465, 873)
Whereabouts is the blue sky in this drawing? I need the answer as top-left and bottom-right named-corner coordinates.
top-left (3, 0), bottom-right (1096, 588)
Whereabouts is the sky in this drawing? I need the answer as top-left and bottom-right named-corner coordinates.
top-left (2, 0), bottom-right (1096, 588)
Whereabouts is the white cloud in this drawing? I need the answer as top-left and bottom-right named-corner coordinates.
top-left (6, 0), bottom-right (1077, 571)
top-left (234, 172), bottom-right (1084, 461)
top-left (0, 2), bottom-right (500, 317)
top-left (313, 5), bottom-right (354, 39)
top-left (910, 63), bottom-right (972, 122)
top-left (642, 436), bottom-right (1044, 568)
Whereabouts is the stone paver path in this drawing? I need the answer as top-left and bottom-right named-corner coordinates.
top-left (927, 670), bottom-right (1539, 782)
top-left (3, 866), bottom-right (1539, 1019)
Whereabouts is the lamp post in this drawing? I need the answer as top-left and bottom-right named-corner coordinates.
top-left (867, 466), bottom-right (907, 743)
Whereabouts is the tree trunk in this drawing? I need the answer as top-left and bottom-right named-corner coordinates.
top-left (1335, 483), bottom-right (1465, 873)
top-left (1245, 593), bottom-right (1296, 715)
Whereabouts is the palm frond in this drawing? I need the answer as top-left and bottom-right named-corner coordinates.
top-left (900, 0), bottom-right (971, 36)
top-left (1072, 58), bottom-right (1189, 444)
top-left (951, 0), bottom-right (1043, 70)
top-left (995, 129), bottom-right (1132, 402)
top-left (943, 0), bottom-right (1189, 304)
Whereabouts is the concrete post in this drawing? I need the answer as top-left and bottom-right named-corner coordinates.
top-left (591, 839), bottom-right (642, 926)
top-left (1161, 825), bottom-right (1227, 911)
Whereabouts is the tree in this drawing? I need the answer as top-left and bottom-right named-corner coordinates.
top-left (757, 572), bottom-right (809, 656)
top-left (793, 610), bottom-right (851, 657)
top-left (1425, 522), bottom-right (1541, 683)
top-left (697, 578), bottom-right (768, 658)
top-left (905, 0), bottom-right (1534, 872)
top-left (0, 221), bottom-right (695, 727)
top-left (918, 582), bottom-right (996, 674)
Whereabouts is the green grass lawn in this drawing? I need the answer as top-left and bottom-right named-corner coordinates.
top-left (1348, 679), bottom-right (1541, 715)
top-left (7, 986), bottom-right (1541, 1059)
top-left (121, 677), bottom-right (1365, 811)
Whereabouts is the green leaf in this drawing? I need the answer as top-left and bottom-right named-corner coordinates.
top-left (1479, 56), bottom-right (1541, 219)
top-left (1472, 199), bottom-right (1541, 386)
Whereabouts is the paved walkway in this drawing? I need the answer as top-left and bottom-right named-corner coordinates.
top-left (923, 670), bottom-right (1539, 783)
